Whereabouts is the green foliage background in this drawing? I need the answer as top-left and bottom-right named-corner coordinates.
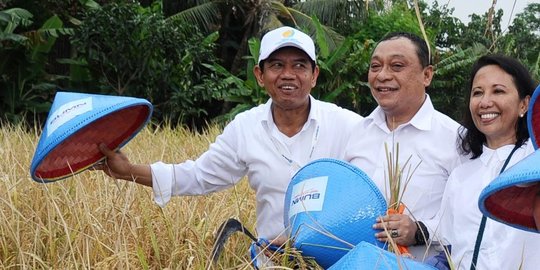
top-left (71, 2), bottom-right (226, 126)
top-left (1, 0), bottom-right (539, 128)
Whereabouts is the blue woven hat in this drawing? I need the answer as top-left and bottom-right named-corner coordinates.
top-left (527, 84), bottom-right (540, 149)
top-left (284, 158), bottom-right (387, 268)
top-left (328, 241), bottom-right (436, 270)
top-left (478, 148), bottom-right (540, 233)
top-left (478, 84), bottom-right (540, 233)
top-left (30, 91), bottom-right (152, 183)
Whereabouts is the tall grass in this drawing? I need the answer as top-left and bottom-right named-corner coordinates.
top-left (0, 123), bottom-right (260, 269)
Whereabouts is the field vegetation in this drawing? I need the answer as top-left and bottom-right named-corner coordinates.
top-left (1, 0), bottom-right (538, 268)
top-left (0, 123), bottom-right (264, 269)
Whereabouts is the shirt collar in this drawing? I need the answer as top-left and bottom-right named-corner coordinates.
top-left (479, 144), bottom-right (517, 167)
top-left (261, 95), bottom-right (318, 130)
top-left (366, 94), bottom-right (434, 131)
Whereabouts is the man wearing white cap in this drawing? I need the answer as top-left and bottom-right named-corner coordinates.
top-left (98, 26), bottom-right (362, 252)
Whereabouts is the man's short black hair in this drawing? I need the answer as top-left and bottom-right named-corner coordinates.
top-left (378, 32), bottom-right (431, 67)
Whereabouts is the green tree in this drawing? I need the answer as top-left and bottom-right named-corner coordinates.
top-left (425, 1), bottom-right (538, 120)
top-left (71, 2), bottom-right (226, 127)
top-left (0, 7), bottom-right (73, 125)
top-left (431, 43), bottom-right (488, 121)
top-left (422, 0), bottom-right (465, 52)
top-left (503, 3), bottom-right (540, 80)
top-left (459, 10), bottom-right (503, 50)
top-left (166, 0), bottom-right (343, 74)
top-left (421, 1), bottom-right (488, 120)
top-left (292, 0), bottom-right (382, 35)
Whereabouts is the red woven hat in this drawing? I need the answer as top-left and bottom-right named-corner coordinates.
top-left (30, 91), bottom-right (152, 183)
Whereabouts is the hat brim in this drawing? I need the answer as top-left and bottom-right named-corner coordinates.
top-left (479, 150), bottom-right (540, 233)
top-left (258, 42), bottom-right (316, 65)
top-left (30, 94), bottom-right (152, 183)
top-left (527, 84), bottom-right (540, 149)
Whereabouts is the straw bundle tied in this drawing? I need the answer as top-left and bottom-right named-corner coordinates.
top-left (383, 141), bottom-right (421, 256)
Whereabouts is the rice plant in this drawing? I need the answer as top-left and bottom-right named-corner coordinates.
top-left (0, 123), bottom-right (270, 269)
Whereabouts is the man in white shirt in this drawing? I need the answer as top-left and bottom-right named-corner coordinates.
top-left (97, 26), bottom-right (363, 242)
top-left (345, 32), bottom-right (462, 260)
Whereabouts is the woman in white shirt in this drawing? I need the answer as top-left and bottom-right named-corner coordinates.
top-left (434, 54), bottom-right (540, 270)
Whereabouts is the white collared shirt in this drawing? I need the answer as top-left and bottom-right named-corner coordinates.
top-left (150, 96), bottom-right (363, 239)
top-left (438, 142), bottom-right (540, 270)
top-left (345, 94), bottom-right (463, 259)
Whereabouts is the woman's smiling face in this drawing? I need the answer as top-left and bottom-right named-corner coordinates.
top-left (470, 64), bottom-right (529, 148)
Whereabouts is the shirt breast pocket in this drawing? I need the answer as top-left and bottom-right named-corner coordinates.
top-left (398, 152), bottom-right (448, 217)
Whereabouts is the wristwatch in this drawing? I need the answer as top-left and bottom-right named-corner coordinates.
top-left (414, 221), bottom-right (429, 246)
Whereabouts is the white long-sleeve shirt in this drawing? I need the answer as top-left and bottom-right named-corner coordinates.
top-left (149, 96), bottom-right (363, 239)
top-left (438, 142), bottom-right (540, 270)
top-left (345, 94), bottom-right (463, 260)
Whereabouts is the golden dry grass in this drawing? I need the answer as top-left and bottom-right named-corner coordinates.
top-left (0, 123), bottom-right (431, 270)
top-left (0, 123), bottom-right (266, 269)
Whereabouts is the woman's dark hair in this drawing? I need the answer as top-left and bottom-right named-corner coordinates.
top-left (460, 54), bottom-right (536, 159)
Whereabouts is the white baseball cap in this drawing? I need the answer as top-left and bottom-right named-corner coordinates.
top-left (258, 26), bottom-right (316, 65)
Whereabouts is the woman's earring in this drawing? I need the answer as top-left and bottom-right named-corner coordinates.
top-left (520, 113), bottom-right (524, 118)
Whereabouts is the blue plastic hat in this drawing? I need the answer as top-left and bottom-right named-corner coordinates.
top-left (30, 91), bottom-right (152, 183)
top-left (479, 148), bottom-right (540, 233)
top-left (284, 158), bottom-right (387, 268)
top-left (328, 241), bottom-right (437, 270)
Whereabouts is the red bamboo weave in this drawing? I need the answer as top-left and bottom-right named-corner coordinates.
top-left (484, 186), bottom-right (537, 230)
top-left (534, 98), bottom-right (540, 146)
top-left (34, 105), bottom-right (150, 180)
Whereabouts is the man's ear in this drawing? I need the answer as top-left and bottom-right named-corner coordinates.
top-left (253, 65), bottom-right (264, 87)
top-left (311, 65), bottom-right (320, 88)
top-left (423, 65), bottom-right (434, 87)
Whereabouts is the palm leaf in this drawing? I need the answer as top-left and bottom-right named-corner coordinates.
top-left (166, 1), bottom-right (221, 33)
top-left (283, 9), bottom-right (344, 52)
top-left (293, 0), bottom-right (370, 27)
top-left (321, 82), bottom-right (352, 102)
top-left (0, 8), bottom-right (33, 33)
top-left (325, 36), bottom-right (354, 67)
top-left (0, 32), bottom-right (28, 44)
top-left (435, 43), bottom-right (487, 76)
top-left (78, 0), bottom-right (101, 9)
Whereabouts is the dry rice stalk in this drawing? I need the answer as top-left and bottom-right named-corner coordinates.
top-left (383, 139), bottom-right (421, 256)
top-left (0, 123), bottom-right (261, 269)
